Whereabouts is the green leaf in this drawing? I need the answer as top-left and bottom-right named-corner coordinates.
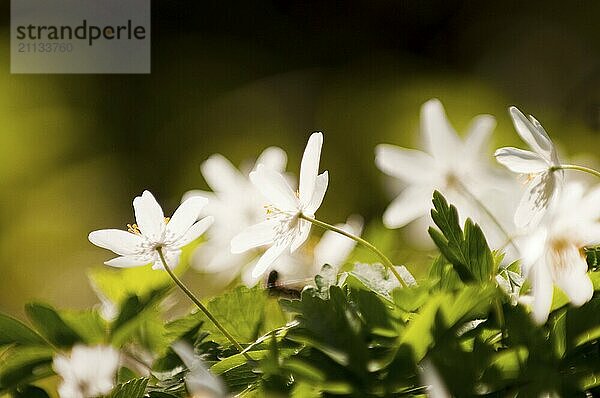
top-left (25, 303), bottom-right (83, 347)
top-left (0, 346), bottom-right (54, 391)
top-left (399, 284), bottom-right (496, 362)
top-left (0, 313), bottom-right (47, 347)
top-left (428, 191), bottom-right (495, 283)
top-left (60, 309), bottom-right (107, 344)
top-left (13, 385), bottom-right (51, 398)
top-left (109, 377), bottom-right (149, 398)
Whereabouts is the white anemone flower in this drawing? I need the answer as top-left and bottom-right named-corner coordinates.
top-left (231, 132), bottom-right (328, 279)
top-left (183, 147), bottom-right (287, 280)
top-left (375, 99), bottom-right (503, 232)
top-left (242, 216), bottom-right (363, 287)
top-left (495, 107), bottom-right (563, 228)
top-left (520, 183), bottom-right (600, 324)
top-left (89, 190), bottom-right (213, 270)
top-left (53, 344), bottom-right (119, 398)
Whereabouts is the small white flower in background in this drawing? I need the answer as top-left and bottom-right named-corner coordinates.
top-left (53, 344), bottom-right (119, 398)
top-left (375, 99), bottom-right (511, 246)
top-left (183, 147), bottom-right (287, 282)
top-left (520, 183), bottom-right (600, 324)
top-left (242, 216), bottom-right (363, 288)
top-left (231, 132), bottom-right (328, 280)
top-left (352, 263), bottom-right (416, 298)
top-left (495, 107), bottom-right (563, 229)
top-left (89, 190), bottom-right (213, 270)
top-left (172, 341), bottom-right (226, 398)
top-left (420, 360), bottom-right (451, 398)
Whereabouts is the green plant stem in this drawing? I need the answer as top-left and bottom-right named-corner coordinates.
top-left (156, 247), bottom-right (253, 361)
top-left (493, 298), bottom-right (507, 343)
top-left (551, 164), bottom-right (600, 179)
top-left (298, 214), bottom-right (408, 288)
top-left (455, 180), bottom-right (520, 255)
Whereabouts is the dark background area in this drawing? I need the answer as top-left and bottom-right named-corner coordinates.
top-left (0, 0), bottom-right (598, 315)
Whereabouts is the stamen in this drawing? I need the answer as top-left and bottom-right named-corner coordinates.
top-left (127, 223), bottom-right (141, 235)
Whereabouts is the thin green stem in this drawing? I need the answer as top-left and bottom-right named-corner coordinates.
top-left (455, 180), bottom-right (520, 255)
top-left (298, 214), bottom-right (408, 288)
top-left (156, 248), bottom-right (253, 361)
top-left (551, 164), bottom-right (600, 179)
top-left (493, 298), bottom-right (507, 344)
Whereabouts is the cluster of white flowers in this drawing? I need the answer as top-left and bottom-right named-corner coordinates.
top-left (88, 99), bottom-right (599, 328)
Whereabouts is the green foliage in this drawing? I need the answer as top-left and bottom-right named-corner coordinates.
top-left (428, 191), bottom-right (495, 283)
top-left (2, 193), bottom-right (600, 397)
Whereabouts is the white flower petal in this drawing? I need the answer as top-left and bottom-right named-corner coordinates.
top-left (514, 171), bottom-right (558, 228)
top-left (250, 165), bottom-right (298, 211)
top-left (530, 260), bottom-right (554, 324)
top-left (521, 228), bottom-right (548, 269)
top-left (252, 243), bottom-right (287, 278)
top-left (255, 146), bottom-right (287, 172)
top-left (231, 220), bottom-right (277, 253)
top-left (167, 196), bottom-right (209, 241)
top-left (201, 154), bottom-right (245, 194)
top-left (133, 190), bottom-right (165, 241)
top-left (174, 216), bottom-right (214, 248)
top-left (104, 255), bottom-right (150, 268)
top-left (299, 132), bottom-right (323, 205)
top-left (374, 144), bottom-right (434, 182)
top-left (421, 99), bottom-right (462, 164)
top-left (181, 189), bottom-right (215, 206)
top-left (494, 147), bottom-right (549, 173)
top-left (304, 171), bottom-right (328, 215)
top-left (509, 107), bottom-right (555, 161)
top-left (465, 114), bottom-right (495, 156)
top-left (314, 217), bottom-right (363, 268)
top-left (152, 249), bottom-right (181, 270)
top-left (88, 229), bottom-right (143, 256)
top-left (551, 246), bottom-right (593, 307)
top-left (290, 219), bottom-right (311, 252)
top-left (383, 186), bottom-right (432, 228)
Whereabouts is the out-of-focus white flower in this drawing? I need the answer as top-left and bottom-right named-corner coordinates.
top-left (520, 183), bottom-right (600, 324)
top-left (242, 216), bottom-right (363, 287)
top-left (421, 360), bottom-right (451, 398)
top-left (352, 263), bottom-right (416, 298)
top-left (89, 190), bottom-right (213, 270)
top-left (231, 132), bottom-right (328, 280)
top-left (53, 344), bottom-right (119, 398)
top-left (375, 99), bottom-right (509, 243)
top-left (172, 342), bottom-right (226, 398)
top-left (183, 147), bottom-right (287, 281)
top-left (495, 107), bottom-right (563, 229)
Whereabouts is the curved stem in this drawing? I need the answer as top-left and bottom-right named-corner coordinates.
top-left (551, 164), bottom-right (600, 179)
top-left (298, 214), bottom-right (408, 288)
top-left (455, 181), bottom-right (520, 255)
top-left (156, 248), bottom-right (252, 361)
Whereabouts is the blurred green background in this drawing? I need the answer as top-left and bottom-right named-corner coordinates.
top-left (1, 1), bottom-right (599, 316)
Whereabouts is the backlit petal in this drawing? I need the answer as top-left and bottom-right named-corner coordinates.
top-left (201, 154), bottom-right (245, 194)
top-left (250, 165), bottom-right (298, 211)
top-left (375, 144), bottom-right (434, 182)
top-left (383, 186), bottom-right (432, 228)
top-left (514, 172), bottom-right (557, 228)
top-left (88, 229), bottom-right (143, 256)
top-left (255, 146), bottom-right (287, 172)
top-left (167, 196), bottom-right (209, 241)
top-left (231, 219), bottom-right (277, 253)
top-left (174, 216), bottom-right (214, 248)
top-left (530, 260), bottom-right (554, 324)
top-left (252, 243), bottom-right (287, 278)
top-left (133, 190), bottom-right (165, 241)
top-left (421, 99), bottom-right (462, 164)
top-left (494, 147), bottom-right (548, 173)
top-left (299, 132), bottom-right (323, 205)
top-left (509, 107), bottom-right (555, 162)
top-left (304, 171), bottom-right (328, 214)
top-left (104, 255), bottom-right (150, 268)
top-left (290, 219), bottom-right (311, 252)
